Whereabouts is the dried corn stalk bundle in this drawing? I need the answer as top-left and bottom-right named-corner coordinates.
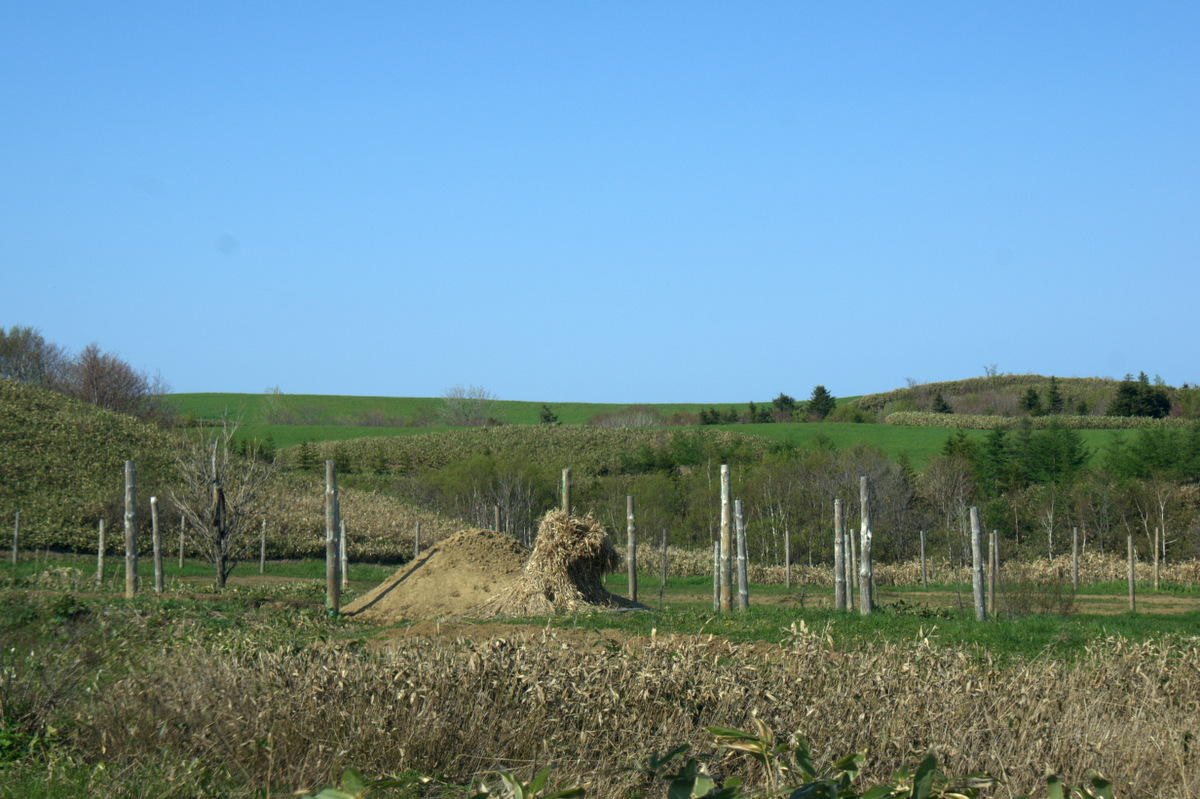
top-left (471, 509), bottom-right (643, 617)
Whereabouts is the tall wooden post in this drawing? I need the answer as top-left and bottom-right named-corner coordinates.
top-left (325, 460), bottom-right (340, 616)
top-left (720, 464), bottom-right (732, 612)
top-left (151, 496), bottom-right (163, 595)
top-left (340, 519), bottom-right (349, 590)
top-left (920, 530), bottom-right (928, 588)
top-left (494, 504), bottom-right (501, 534)
top-left (626, 495), bottom-right (637, 603)
top-left (1072, 526), bottom-right (1079, 591)
top-left (846, 513), bottom-right (856, 611)
top-left (414, 520), bottom-right (421, 558)
top-left (833, 498), bottom-right (845, 611)
top-left (735, 499), bottom-right (748, 611)
top-left (1127, 534), bottom-right (1136, 613)
top-left (970, 507), bottom-right (985, 622)
top-left (1152, 525), bottom-right (1161, 587)
top-left (96, 519), bottom-right (105, 587)
top-left (179, 517), bottom-right (185, 569)
top-left (259, 519), bottom-right (266, 574)
top-left (10, 511), bottom-right (18, 565)
top-left (784, 524), bottom-right (791, 589)
top-left (858, 476), bottom-right (873, 615)
top-left (988, 531), bottom-right (997, 616)
top-left (561, 468), bottom-right (571, 516)
top-left (124, 460), bottom-right (137, 599)
top-left (659, 528), bottom-right (668, 610)
top-left (992, 529), bottom-right (1000, 613)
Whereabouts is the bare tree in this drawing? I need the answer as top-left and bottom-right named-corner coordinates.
top-left (0, 325), bottom-right (70, 388)
top-left (170, 419), bottom-right (275, 589)
top-left (439, 384), bottom-right (498, 427)
top-left (68, 342), bottom-right (169, 420)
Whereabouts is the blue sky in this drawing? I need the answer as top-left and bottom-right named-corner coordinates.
top-left (3, 3), bottom-right (1197, 403)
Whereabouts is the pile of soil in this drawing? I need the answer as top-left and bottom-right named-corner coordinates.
top-left (343, 526), bottom-right (529, 623)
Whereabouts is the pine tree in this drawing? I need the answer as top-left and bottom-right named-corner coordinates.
top-left (807, 385), bottom-right (836, 420)
top-left (931, 391), bottom-right (952, 414)
top-left (1045, 376), bottom-right (1064, 415)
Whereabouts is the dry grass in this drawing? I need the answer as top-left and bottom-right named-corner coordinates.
top-left (64, 622), bottom-right (1200, 798)
top-left (473, 510), bottom-right (640, 617)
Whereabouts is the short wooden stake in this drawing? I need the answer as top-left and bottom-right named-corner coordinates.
top-left (626, 495), bottom-right (637, 603)
top-left (988, 530), bottom-right (997, 616)
top-left (1072, 526), bottom-right (1079, 591)
top-left (1128, 534), bottom-right (1136, 613)
top-left (735, 499), bottom-right (748, 611)
top-left (561, 468), bottom-right (571, 516)
top-left (970, 507), bottom-right (985, 622)
top-left (833, 498), bottom-right (845, 611)
top-left (151, 496), bottom-right (163, 595)
top-left (920, 530), bottom-right (928, 588)
top-left (340, 519), bottom-right (349, 590)
top-left (659, 527), bottom-right (667, 610)
top-left (124, 460), bottom-right (137, 599)
top-left (325, 460), bottom-right (340, 615)
top-left (96, 519), bottom-right (105, 586)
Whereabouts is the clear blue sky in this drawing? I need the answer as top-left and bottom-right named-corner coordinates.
top-left (3, 3), bottom-right (1197, 403)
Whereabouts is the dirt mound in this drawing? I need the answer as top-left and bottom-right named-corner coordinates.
top-left (343, 526), bottom-right (529, 623)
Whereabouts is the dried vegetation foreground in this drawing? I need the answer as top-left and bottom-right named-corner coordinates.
top-left (57, 613), bottom-right (1198, 798)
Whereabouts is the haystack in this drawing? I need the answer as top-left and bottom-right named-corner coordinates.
top-left (471, 509), bottom-right (644, 617)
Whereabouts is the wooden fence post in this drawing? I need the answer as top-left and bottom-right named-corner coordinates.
top-left (846, 511), bottom-right (856, 612)
top-left (1072, 526), bottom-right (1079, 591)
top-left (124, 460), bottom-right (137, 599)
top-left (414, 520), bottom-right (421, 558)
top-left (988, 530), bottom-right (997, 616)
top-left (151, 496), bottom-right (163, 595)
top-left (1152, 525), bottom-right (1161, 587)
top-left (561, 468), bottom-right (571, 516)
top-left (659, 528), bottom-right (667, 610)
top-left (626, 495), bottom-right (637, 603)
top-left (178, 516), bottom-right (185, 569)
top-left (720, 464), bottom-right (732, 612)
top-left (1128, 534), bottom-right (1136, 613)
top-left (325, 460), bottom-right (340, 616)
top-left (494, 504), bottom-right (501, 534)
top-left (10, 511), bottom-right (18, 565)
top-left (858, 476), bottom-right (873, 615)
top-left (340, 519), bottom-right (349, 590)
top-left (970, 507), bottom-right (985, 622)
top-left (260, 519), bottom-right (266, 574)
top-left (833, 498), bottom-right (845, 611)
top-left (784, 523), bottom-right (791, 590)
top-left (735, 499), bottom-right (748, 611)
top-left (920, 530), bottom-right (927, 588)
top-left (96, 519), bottom-right (105, 587)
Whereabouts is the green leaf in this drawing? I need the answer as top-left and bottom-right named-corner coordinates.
top-left (340, 768), bottom-right (366, 796)
top-left (528, 766), bottom-right (553, 795)
top-left (313, 790), bottom-right (356, 799)
top-left (912, 753), bottom-right (938, 799)
top-left (792, 736), bottom-right (816, 781)
top-left (1045, 772), bottom-right (1065, 799)
top-left (786, 784), bottom-right (838, 799)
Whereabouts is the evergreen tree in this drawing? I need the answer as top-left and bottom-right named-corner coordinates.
top-left (539, 404), bottom-right (558, 424)
top-left (1045, 376), bottom-right (1064, 414)
top-left (1019, 387), bottom-right (1042, 416)
top-left (772, 392), bottom-right (796, 421)
top-left (931, 390), bottom-right (952, 414)
top-left (807, 385), bottom-right (836, 420)
top-left (1108, 372), bottom-right (1171, 418)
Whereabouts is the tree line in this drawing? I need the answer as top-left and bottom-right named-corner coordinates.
top-left (0, 324), bottom-right (169, 422)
